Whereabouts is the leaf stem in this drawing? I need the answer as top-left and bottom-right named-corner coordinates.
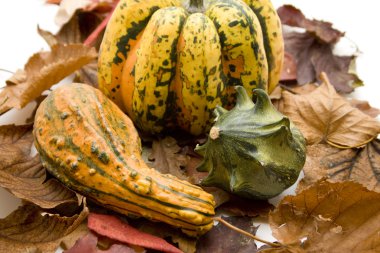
top-left (213, 216), bottom-right (282, 248)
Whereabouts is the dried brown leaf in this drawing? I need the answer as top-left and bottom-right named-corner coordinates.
top-left (184, 154), bottom-right (207, 184)
top-left (218, 196), bottom-right (274, 218)
top-left (283, 31), bottom-right (361, 93)
top-left (0, 44), bottom-right (97, 115)
top-left (47, 0), bottom-right (62, 4)
top-left (38, 26), bottom-right (60, 47)
top-left (269, 180), bottom-right (380, 252)
top-left (271, 83), bottom-right (319, 112)
top-left (280, 52), bottom-right (297, 82)
top-left (74, 61), bottom-right (99, 88)
top-left (270, 86), bottom-right (285, 112)
top-left (42, 11), bottom-right (92, 46)
top-left (283, 83), bottom-right (319, 95)
top-left (259, 245), bottom-right (305, 253)
top-left (0, 203), bottom-right (89, 253)
top-left (54, 0), bottom-right (113, 29)
top-left (196, 216), bottom-right (258, 253)
top-left (55, 0), bottom-right (96, 27)
top-left (299, 140), bottom-right (380, 192)
top-left (0, 125), bottom-right (78, 209)
top-left (278, 5), bottom-right (344, 43)
top-left (148, 137), bottom-right (189, 180)
top-left (282, 73), bottom-right (380, 148)
top-left (130, 219), bottom-right (197, 253)
top-left (349, 98), bottom-right (380, 118)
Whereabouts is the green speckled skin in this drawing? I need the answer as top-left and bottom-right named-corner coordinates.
top-left (196, 86), bottom-right (306, 199)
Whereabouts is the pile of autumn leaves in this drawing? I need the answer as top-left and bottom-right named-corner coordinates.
top-left (0, 2), bottom-right (379, 253)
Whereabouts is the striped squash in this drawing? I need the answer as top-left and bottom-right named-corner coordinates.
top-left (98, 0), bottom-right (283, 135)
top-left (33, 83), bottom-right (215, 236)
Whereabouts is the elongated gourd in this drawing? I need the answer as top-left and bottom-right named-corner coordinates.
top-left (33, 83), bottom-right (215, 236)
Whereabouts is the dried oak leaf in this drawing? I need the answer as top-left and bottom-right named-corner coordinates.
top-left (0, 125), bottom-right (78, 209)
top-left (196, 216), bottom-right (258, 253)
top-left (64, 232), bottom-right (136, 253)
top-left (298, 140), bottom-right (380, 193)
top-left (268, 180), bottom-right (380, 252)
top-left (282, 73), bottom-right (380, 148)
top-left (88, 213), bottom-right (183, 253)
top-left (0, 44), bottom-right (97, 115)
top-left (0, 203), bottom-right (89, 253)
top-left (278, 5), bottom-right (344, 44)
top-left (148, 136), bottom-right (189, 181)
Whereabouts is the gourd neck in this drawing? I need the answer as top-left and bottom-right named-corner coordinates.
top-left (187, 0), bottom-right (205, 13)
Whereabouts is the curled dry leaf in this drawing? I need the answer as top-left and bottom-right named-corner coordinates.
top-left (283, 31), bottom-right (361, 93)
top-left (0, 203), bottom-right (89, 253)
top-left (196, 216), bottom-right (258, 253)
top-left (282, 73), bottom-right (380, 148)
top-left (298, 140), bottom-right (380, 193)
top-left (0, 125), bottom-right (78, 209)
top-left (278, 5), bottom-right (344, 44)
top-left (0, 44), bottom-right (97, 115)
top-left (268, 180), bottom-right (380, 253)
top-left (148, 136), bottom-right (189, 181)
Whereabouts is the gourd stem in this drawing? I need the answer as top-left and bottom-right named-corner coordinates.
top-left (213, 217), bottom-right (282, 248)
top-left (188, 0), bottom-right (204, 13)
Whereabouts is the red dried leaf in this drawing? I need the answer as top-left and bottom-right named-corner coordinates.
top-left (64, 232), bottom-right (135, 253)
top-left (87, 213), bottom-right (183, 253)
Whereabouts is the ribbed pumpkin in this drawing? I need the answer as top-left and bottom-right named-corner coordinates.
top-left (98, 0), bottom-right (284, 135)
top-left (33, 83), bottom-right (215, 236)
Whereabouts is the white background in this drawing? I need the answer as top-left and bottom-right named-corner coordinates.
top-left (0, 0), bottom-right (379, 246)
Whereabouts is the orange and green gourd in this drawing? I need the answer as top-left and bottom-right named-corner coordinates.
top-left (98, 0), bottom-right (284, 135)
top-left (33, 83), bottom-right (215, 236)
top-left (196, 87), bottom-right (306, 199)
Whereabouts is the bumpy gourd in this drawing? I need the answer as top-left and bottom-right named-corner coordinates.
top-left (98, 0), bottom-right (283, 135)
top-left (196, 86), bottom-right (306, 199)
top-left (33, 83), bottom-right (215, 236)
